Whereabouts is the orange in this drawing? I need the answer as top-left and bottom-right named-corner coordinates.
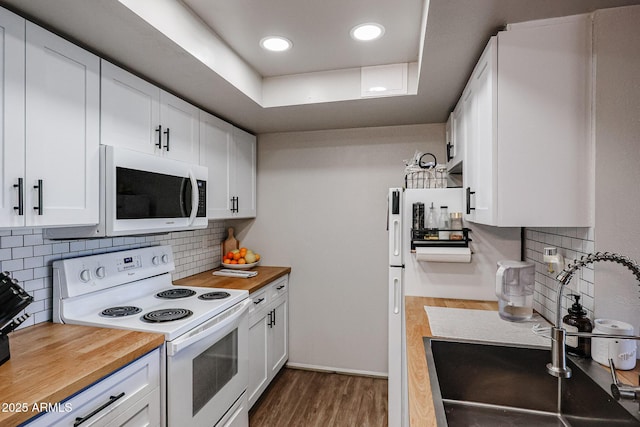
top-left (229, 259), bottom-right (238, 264)
top-left (233, 252), bottom-right (241, 260)
top-left (238, 258), bottom-right (246, 264)
top-left (255, 254), bottom-right (260, 261)
top-left (226, 251), bottom-right (234, 259)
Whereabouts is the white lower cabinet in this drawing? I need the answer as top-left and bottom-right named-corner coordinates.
top-left (26, 348), bottom-right (161, 427)
top-left (247, 275), bottom-right (289, 408)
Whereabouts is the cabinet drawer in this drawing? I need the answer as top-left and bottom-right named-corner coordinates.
top-left (26, 348), bottom-right (161, 427)
top-left (249, 288), bottom-right (269, 321)
top-left (268, 276), bottom-right (288, 301)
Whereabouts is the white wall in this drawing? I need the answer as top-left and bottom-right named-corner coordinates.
top-left (593, 6), bottom-right (640, 331)
top-left (233, 124), bottom-right (445, 376)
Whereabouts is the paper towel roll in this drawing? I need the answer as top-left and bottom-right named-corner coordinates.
top-left (415, 246), bottom-right (471, 263)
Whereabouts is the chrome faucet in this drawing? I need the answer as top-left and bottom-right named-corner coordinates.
top-left (546, 252), bottom-right (640, 406)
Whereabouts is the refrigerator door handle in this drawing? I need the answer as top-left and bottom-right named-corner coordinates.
top-left (393, 277), bottom-right (400, 314)
top-left (392, 219), bottom-right (401, 257)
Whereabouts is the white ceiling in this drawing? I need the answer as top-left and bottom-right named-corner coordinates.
top-left (2, 0), bottom-right (640, 134)
top-left (182, 0), bottom-right (424, 77)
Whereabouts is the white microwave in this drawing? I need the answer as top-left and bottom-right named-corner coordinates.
top-left (45, 145), bottom-right (208, 238)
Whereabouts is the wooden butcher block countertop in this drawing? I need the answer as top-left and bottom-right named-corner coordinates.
top-left (174, 266), bottom-right (291, 294)
top-left (0, 323), bottom-right (164, 426)
top-left (406, 296), bottom-right (640, 427)
top-left (406, 297), bottom-right (497, 427)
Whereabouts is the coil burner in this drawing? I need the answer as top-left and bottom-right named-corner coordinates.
top-left (100, 306), bottom-right (143, 317)
top-left (156, 289), bottom-right (197, 299)
top-left (198, 291), bottom-right (231, 301)
top-left (142, 308), bottom-right (193, 323)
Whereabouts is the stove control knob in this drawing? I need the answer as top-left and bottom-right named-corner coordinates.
top-left (161, 254), bottom-right (169, 264)
top-left (152, 256), bottom-right (160, 266)
top-left (80, 269), bottom-right (91, 282)
top-left (95, 266), bottom-right (106, 279)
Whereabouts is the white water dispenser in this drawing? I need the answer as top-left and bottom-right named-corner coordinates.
top-left (496, 260), bottom-right (535, 321)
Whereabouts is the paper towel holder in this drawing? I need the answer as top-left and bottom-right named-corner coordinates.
top-left (411, 227), bottom-right (473, 263)
top-left (411, 227), bottom-right (472, 251)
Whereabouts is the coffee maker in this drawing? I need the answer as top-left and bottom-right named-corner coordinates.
top-left (495, 260), bottom-right (535, 321)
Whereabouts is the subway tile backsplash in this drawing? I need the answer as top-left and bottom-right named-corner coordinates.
top-left (524, 227), bottom-right (595, 324)
top-left (0, 221), bottom-right (226, 329)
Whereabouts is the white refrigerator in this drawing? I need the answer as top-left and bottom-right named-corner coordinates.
top-left (387, 187), bottom-right (521, 427)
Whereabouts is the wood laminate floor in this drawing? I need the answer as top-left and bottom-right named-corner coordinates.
top-left (249, 368), bottom-right (388, 427)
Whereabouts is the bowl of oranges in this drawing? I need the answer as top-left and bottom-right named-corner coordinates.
top-left (222, 247), bottom-right (261, 270)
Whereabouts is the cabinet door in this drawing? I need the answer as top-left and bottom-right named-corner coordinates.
top-left (447, 108), bottom-right (464, 173)
top-left (160, 90), bottom-right (200, 163)
top-left (268, 297), bottom-right (288, 378)
top-left (461, 86), bottom-right (477, 223)
top-left (248, 313), bottom-right (269, 408)
top-left (496, 15), bottom-right (592, 226)
top-left (0, 8), bottom-right (25, 228)
top-left (25, 22), bottom-right (100, 227)
top-left (200, 110), bottom-right (233, 219)
top-left (232, 127), bottom-right (257, 218)
top-left (468, 37), bottom-right (497, 225)
top-left (101, 60), bottom-right (160, 155)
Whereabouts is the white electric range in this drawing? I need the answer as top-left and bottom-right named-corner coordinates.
top-left (52, 245), bottom-right (249, 427)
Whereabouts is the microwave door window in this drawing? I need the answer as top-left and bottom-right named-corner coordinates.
top-left (116, 167), bottom-right (189, 219)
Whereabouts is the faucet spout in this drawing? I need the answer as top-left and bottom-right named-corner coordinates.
top-left (547, 252), bottom-right (640, 379)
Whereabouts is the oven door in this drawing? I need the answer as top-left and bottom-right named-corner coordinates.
top-left (104, 145), bottom-right (208, 236)
top-left (166, 299), bottom-right (249, 427)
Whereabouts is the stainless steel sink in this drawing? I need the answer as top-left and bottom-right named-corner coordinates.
top-left (424, 338), bottom-right (640, 426)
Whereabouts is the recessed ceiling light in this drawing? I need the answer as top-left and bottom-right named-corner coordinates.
top-left (260, 36), bottom-right (293, 52)
top-left (350, 23), bottom-right (385, 41)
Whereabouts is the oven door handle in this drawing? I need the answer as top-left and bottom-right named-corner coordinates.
top-left (188, 170), bottom-right (199, 226)
top-left (167, 299), bottom-right (250, 356)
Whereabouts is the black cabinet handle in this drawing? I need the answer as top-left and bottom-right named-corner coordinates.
top-left (235, 196), bottom-right (239, 212)
top-left (163, 128), bottom-right (170, 151)
top-left (276, 285), bottom-right (285, 290)
top-left (13, 178), bottom-right (23, 216)
top-left (33, 179), bottom-right (43, 215)
top-left (253, 298), bottom-right (264, 305)
top-left (268, 310), bottom-right (273, 328)
top-left (466, 187), bottom-right (476, 215)
top-left (155, 125), bottom-right (162, 149)
top-left (272, 309), bottom-right (276, 327)
top-left (230, 197), bottom-right (239, 213)
top-left (73, 392), bottom-right (125, 426)
top-left (446, 142), bottom-right (453, 162)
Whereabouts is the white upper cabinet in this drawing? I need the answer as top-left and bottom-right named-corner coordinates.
top-left (100, 60), bottom-right (160, 155)
top-left (200, 110), bottom-right (233, 218)
top-left (462, 14), bottom-right (593, 227)
top-left (200, 111), bottom-right (256, 219)
top-left (0, 8), bottom-right (26, 228)
top-left (25, 23), bottom-right (100, 227)
top-left (0, 14), bottom-right (99, 229)
top-left (101, 60), bottom-right (199, 164)
top-left (232, 127), bottom-right (257, 218)
top-left (159, 91), bottom-right (200, 163)
top-left (446, 107), bottom-right (464, 173)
